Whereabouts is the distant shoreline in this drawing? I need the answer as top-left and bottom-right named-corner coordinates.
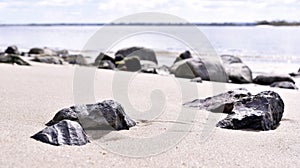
top-left (1, 21), bottom-right (300, 27)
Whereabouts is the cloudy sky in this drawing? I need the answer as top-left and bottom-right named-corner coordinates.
top-left (0, 0), bottom-right (299, 23)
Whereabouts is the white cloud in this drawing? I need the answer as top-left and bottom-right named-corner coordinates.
top-left (36, 0), bottom-right (84, 6)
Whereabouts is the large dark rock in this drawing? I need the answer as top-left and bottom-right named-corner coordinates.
top-left (170, 57), bottom-right (228, 82)
top-left (5, 45), bottom-right (20, 55)
top-left (31, 120), bottom-right (89, 146)
top-left (0, 54), bottom-right (30, 66)
top-left (221, 55), bottom-right (252, 83)
top-left (46, 100), bottom-right (136, 130)
top-left (66, 55), bottom-right (87, 65)
top-left (253, 74), bottom-right (295, 85)
top-left (184, 89), bottom-right (284, 130)
top-left (29, 48), bottom-right (44, 55)
top-left (115, 47), bottom-right (158, 64)
top-left (216, 91), bottom-right (284, 130)
top-left (270, 81), bottom-right (298, 90)
top-left (31, 56), bottom-right (63, 64)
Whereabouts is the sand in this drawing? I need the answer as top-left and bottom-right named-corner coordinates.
top-left (0, 60), bottom-right (300, 167)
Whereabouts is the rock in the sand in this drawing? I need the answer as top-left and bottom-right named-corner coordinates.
top-left (31, 120), bottom-right (89, 146)
top-left (270, 81), bottom-right (298, 90)
top-left (116, 56), bottom-right (142, 72)
top-left (170, 57), bottom-right (228, 82)
top-left (98, 60), bottom-right (116, 70)
top-left (289, 68), bottom-right (300, 77)
top-left (184, 88), bottom-right (250, 113)
top-left (115, 47), bottom-right (158, 64)
top-left (156, 65), bottom-right (171, 76)
top-left (66, 55), bottom-right (87, 65)
top-left (46, 100), bottom-right (136, 130)
top-left (29, 47), bottom-right (57, 56)
top-left (31, 56), bottom-right (63, 64)
top-left (253, 74), bottom-right (295, 85)
top-left (221, 55), bottom-right (252, 83)
top-left (5, 45), bottom-right (20, 55)
top-left (29, 48), bottom-right (44, 55)
top-left (190, 77), bottom-right (203, 83)
top-left (0, 54), bottom-right (30, 65)
top-left (184, 89), bottom-right (284, 130)
top-left (216, 91), bottom-right (284, 130)
top-left (94, 52), bottom-right (115, 66)
top-left (174, 50), bottom-right (192, 63)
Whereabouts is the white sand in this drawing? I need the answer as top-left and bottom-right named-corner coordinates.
top-left (0, 61), bottom-right (300, 167)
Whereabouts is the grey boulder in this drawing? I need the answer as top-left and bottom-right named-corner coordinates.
top-left (31, 120), bottom-right (89, 146)
top-left (115, 47), bottom-right (158, 64)
top-left (270, 81), bottom-right (298, 90)
top-left (65, 54), bottom-right (87, 65)
top-left (0, 54), bottom-right (30, 66)
top-left (253, 74), bottom-right (295, 85)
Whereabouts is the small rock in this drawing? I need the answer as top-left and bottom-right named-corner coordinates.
top-left (220, 55), bottom-right (242, 64)
top-left (5, 45), bottom-right (20, 55)
top-left (31, 120), bottom-right (89, 146)
top-left (270, 81), bottom-right (298, 90)
top-left (0, 54), bottom-right (30, 66)
top-left (253, 74), bottom-right (295, 85)
top-left (190, 77), bottom-right (202, 83)
top-left (94, 52), bottom-right (115, 66)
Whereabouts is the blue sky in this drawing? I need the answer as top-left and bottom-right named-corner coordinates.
top-left (0, 0), bottom-right (299, 23)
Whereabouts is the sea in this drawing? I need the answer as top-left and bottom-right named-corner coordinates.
top-left (1, 25), bottom-right (300, 74)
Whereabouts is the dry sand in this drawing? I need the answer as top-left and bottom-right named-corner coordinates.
top-left (0, 60), bottom-right (300, 167)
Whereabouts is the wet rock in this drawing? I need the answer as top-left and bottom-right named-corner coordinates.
top-left (46, 100), bottom-right (136, 130)
top-left (253, 74), bottom-right (295, 85)
top-left (115, 47), bottom-right (158, 64)
top-left (5, 45), bottom-right (20, 55)
top-left (183, 88), bottom-right (250, 113)
top-left (66, 54), bottom-right (87, 65)
top-left (31, 120), bottom-right (89, 146)
top-left (170, 57), bottom-right (228, 82)
top-left (0, 54), bottom-right (30, 66)
top-left (190, 77), bottom-right (202, 83)
top-left (216, 91), bottom-right (284, 130)
top-left (270, 81), bottom-right (298, 90)
top-left (31, 56), bottom-right (63, 64)
top-left (221, 55), bottom-right (252, 83)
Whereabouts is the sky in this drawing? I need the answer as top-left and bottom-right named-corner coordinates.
top-left (0, 0), bottom-right (300, 24)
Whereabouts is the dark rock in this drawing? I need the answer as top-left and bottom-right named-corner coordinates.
top-left (115, 47), bottom-right (158, 64)
top-left (5, 45), bottom-right (20, 55)
top-left (190, 77), bottom-right (202, 83)
top-left (116, 56), bottom-right (142, 72)
top-left (94, 52), bottom-right (115, 66)
top-left (220, 55), bottom-right (242, 64)
top-left (216, 91), bottom-right (284, 130)
top-left (46, 100), bottom-right (136, 131)
top-left (174, 50), bottom-right (192, 63)
top-left (98, 60), bottom-right (115, 70)
top-left (224, 63), bottom-right (253, 83)
top-left (170, 57), bottom-right (228, 82)
top-left (253, 74), bottom-right (295, 85)
top-left (270, 81), bottom-right (298, 90)
top-left (183, 88), bottom-right (250, 113)
top-left (31, 56), bottom-right (63, 64)
top-left (0, 54), bottom-right (30, 66)
top-left (28, 47), bottom-right (57, 56)
top-left (66, 55), bottom-right (87, 65)
top-left (289, 68), bottom-right (300, 77)
top-left (31, 120), bottom-right (89, 146)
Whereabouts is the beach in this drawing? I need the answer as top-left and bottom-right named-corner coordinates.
top-left (1, 59), bottom-right (299, 167)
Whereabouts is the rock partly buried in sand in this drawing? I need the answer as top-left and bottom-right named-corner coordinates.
top-left (270, 81), bottom-right (298, 90)
top-left (174, 50), bottom-right (192, 63)
top-left (4, 45), bottom-right (20, 55)
top-left (31, 56), bottom-right (64, 64)
top-left (0, 54), bottom-right (31, 66)
top-left (253, 74), bottom-right (295, 85)
top-left (170, 57), bottom-right (228, 82)
top-left (94, 52), bottom-right (115, 66)
top-left (217, 91), bottom-right (284, 130)
top-left (115, 47), bottom-right (158, 64)
top-left (183, 88), bottom-right (250, 113)
top-left (31, 120), bottom-right (89, 146)
top-left (184, 89), bottom-right (284, 130)
top-left (66, 54), bottom-right (87, 65)
top-left (46, 100), bottom-right (136, 130)
top-left (190, 77), bottom-right (202, 83)
top-left (221, 55), bottom-right (252, 83)
top-left (29, 47), bottom-right (58, 56)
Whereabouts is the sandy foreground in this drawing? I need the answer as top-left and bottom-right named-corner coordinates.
top-left (0, 61), bottom-right (300, 167)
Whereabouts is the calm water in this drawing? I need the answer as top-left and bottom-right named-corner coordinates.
top-left (1, 25), bottom-right (300, 65)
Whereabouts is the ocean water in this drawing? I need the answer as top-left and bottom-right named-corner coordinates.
top-left (1, 25), bottom-right (300, 66)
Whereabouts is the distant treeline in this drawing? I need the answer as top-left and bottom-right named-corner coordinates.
top-left (0, 21), bottom-right (299, 27)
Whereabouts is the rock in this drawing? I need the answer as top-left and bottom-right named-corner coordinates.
top-left (183, 88), bottom-right (250, 113)
top-left (98, 60), bottom-right (115, 70)
top-left (253, 74), bottom-right (295, 85)
top-left (31, 120), bottom-right (89, 146)
top-left (174, 50), bottom-right (192, 63)
top-left (224, 63), bottom-right (253, 83)
top-left (156, 65), bottom-right (171, 76)
top-left (28, 47), bottom-right (57, 56)
top-left (0, 54), bottom-right (30, 66)
top-left (184, 89), bottom-right (284, 130)
top-left (31, 56), bottom-right (63, 64)
top-left (115, 47), bottom-right (158, 64)
top-left (170, 57), bottom-right (228, 82)
top-left (216, 91), bottom-right (284, 130)
top-left (116, 56), bottom-right (142, 72)
top-left (221, 55), bottom-right (252, 83)
top-left (5, 45), bottom-right (20, 55)
top-left (66, 55), bottom-right (87, 65)
top-left (190, 77), bottom-right (202, 83)
top-left (28, 48), bottom-right (45, 55)
top-left (270, 81), bottom-right (298, 90)
top-left (46, 100), bottom-right (136, 130)
top-left (56, 49), bottom-right (69, 57)
top-left (289, 68), bottom-right (300, 77)
top-left (220, 55), bottom-right (242, 64)
top-left (94, 52), bottom-right (115, 66)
